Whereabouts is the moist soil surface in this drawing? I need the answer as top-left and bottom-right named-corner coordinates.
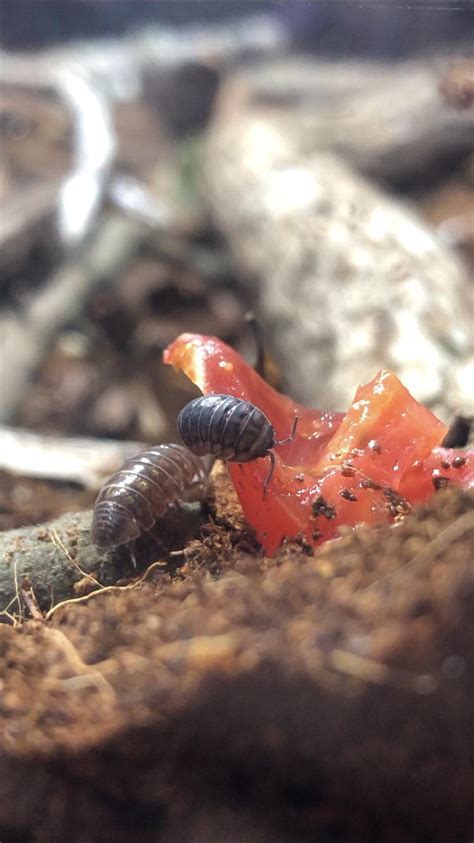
top-left (1, 466), bottom-right (473, 843)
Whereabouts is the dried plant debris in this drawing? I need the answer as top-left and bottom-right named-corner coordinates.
top-left (0, 479), bottom-right (473, 842)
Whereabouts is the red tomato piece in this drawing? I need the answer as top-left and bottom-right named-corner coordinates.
top-left (400, 447), bottom-right (474, 501)
top-left (164, 333), bottom-right (470, 555)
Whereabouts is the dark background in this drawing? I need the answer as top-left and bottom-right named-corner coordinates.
top-left (1, 0), bottom-right (473, 57)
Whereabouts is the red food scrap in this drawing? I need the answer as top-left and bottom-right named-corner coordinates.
top-left (164, 333), bottom-right (474, 554)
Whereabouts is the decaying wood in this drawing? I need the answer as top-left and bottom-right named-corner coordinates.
top-left (0, 427), bottom-right (146, 489)
top-left (0, 503), bottom-right (206, 620)
top-left (204, 66), bottom-right (474, 418)
top-left (0, 511), bottom-right (124, 620)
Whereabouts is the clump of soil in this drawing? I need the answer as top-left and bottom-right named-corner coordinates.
top-left (0, 472), bottom-right (473, 843)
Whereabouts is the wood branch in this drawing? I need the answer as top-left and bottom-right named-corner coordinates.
top-left (204, 71), bottom-right (474, 419)
top-left (0, 428), bottom-right (147, 489)
top-left (0, 503), bottom-right (206, 619)
top-left (0, 213), bottom-right (144, 423)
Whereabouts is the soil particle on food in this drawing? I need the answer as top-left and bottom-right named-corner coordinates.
top-left (311, 495), bottom-right (337, 520)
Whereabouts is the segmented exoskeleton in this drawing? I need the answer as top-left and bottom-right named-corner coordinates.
top-left (91, 444), bottom-right (207, 550)
top-left (177, 394), bottom-right (297, 497)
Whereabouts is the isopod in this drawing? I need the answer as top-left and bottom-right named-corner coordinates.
top-left (177, 394), bottom-right (297, 497)
top-left (91, 444), bottom-right (208, 550)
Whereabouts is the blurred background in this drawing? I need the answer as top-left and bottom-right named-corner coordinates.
top-left (0, 0), bottom-right (473, 530)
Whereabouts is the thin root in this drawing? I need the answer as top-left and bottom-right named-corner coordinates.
top-left (45, 559), bottom-right (167, 621)
top-left (49, 528), bottom-right (102, 588)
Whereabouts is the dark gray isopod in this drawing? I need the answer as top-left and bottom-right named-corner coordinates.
top-left (91, 444), bottom-right (207, 550)
top-left (177, 394), bottom-right (297, 496)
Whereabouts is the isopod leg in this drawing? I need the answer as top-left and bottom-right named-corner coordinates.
top-left (262, 451), bottom-right (276, 500)
top-left (275, 415), bottom-right (299, 447)
top-left (129, 538), bottom-right (138, 570)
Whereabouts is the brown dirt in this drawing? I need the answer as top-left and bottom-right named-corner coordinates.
top-left (1, 467), bottom-right (473, 843)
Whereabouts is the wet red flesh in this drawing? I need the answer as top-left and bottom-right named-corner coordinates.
top-left (164, 334), bottom-right (474, 554)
